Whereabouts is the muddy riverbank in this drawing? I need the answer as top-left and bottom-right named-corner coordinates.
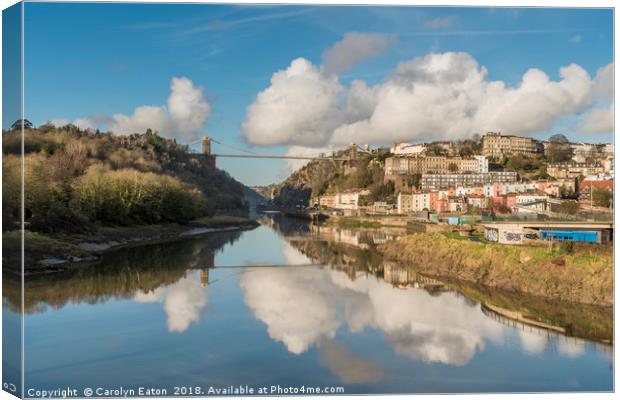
top-left (3, 216), bottom-right (259, 275)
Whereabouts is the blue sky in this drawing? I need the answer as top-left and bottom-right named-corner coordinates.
top-left (3, 3), bottom-right (21, 127)
top-left (17, 4), bottom-right (614, 185)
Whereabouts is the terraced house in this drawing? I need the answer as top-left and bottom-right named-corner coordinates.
top-left (482, 132), bottom-right (543, 157)
top-left (384, 155), bottom-right (489, 176)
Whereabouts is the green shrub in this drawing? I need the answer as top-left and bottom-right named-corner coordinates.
top-left (559, 200), bottom-right (580, 215)
top-left (592, 189), bottom-right (613, 208)
top-left (561, 241), bottom-right (575, 254)
top-left (29, 204), bottom-right (93, 234)
top-left (73, 166), bottom-right (207, 225)
top-left (2, 155), bottom-right (21, 230)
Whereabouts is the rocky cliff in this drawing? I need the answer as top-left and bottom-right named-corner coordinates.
top-left (258, 147), bottom-right (391, 209)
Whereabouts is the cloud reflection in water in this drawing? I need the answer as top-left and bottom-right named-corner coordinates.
top-left (239, 244), bottom-right (505, 367)
top-left (134, 271), bottom-right (207, 333)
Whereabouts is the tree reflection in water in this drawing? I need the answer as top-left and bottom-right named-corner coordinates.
top-left (4, 230), bottom-right (242, 315)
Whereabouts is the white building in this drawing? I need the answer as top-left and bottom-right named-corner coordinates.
top-left (391, 143), bottom-right (426, 155)
top-left (338, 189), bottom-right (370, 210)
top-left (466, 194), bottom-right (487, 209)
top-left (514, 194), bottom-right (548, 211)
top-left (516, 194), bottom-right (548, 203)
top-left (455, 186), bottom-right (484, 196)
top-left (501, 182), bottom-right (537, 195)
top-left (571, 142), bottom-right (596, 156)
top-left (474, 155), bottom-right (489, 173)
top-left (412, 192), bottom-right (431, 212)
top-left (421, 172), bottom-right (517, 190)
top-left (438, 190), bottom-right (450, 200)
top-left (448, 196), bottom-right (466, 212)
top-left (384, 157), bottom-right (410, 175)
top-left (483, 184), bottom-right (497, 198)
top-left (603, 156), bottom-right (614, 176)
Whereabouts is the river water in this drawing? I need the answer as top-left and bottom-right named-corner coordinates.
top-left (4, 216), bottom-right (613, 395)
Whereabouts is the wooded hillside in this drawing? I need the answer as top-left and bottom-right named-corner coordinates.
top-left (2, 124), bottom-right (248, 233)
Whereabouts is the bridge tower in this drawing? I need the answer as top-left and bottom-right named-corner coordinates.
top-left (200, 251), bottom-right (216, 288)
top-left (202, 136), bottom-right (212, 155)
top-left (202, 136), bottom-right (216, 168)
top-left (348, 142), bottom-right (358, 160)
top-left (342, 142), bottom-right (359, 176)
top-left (200, 268), bottom-right (209, 288)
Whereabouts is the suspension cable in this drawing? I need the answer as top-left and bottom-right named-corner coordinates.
top-left (210, 138), bottom-right (262, 155)
top-left (186, 136), bottom-right (353, 160)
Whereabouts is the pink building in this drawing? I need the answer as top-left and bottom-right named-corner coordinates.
top-left (492, 194), bottom-right (517, 212)
top-left (429, 191), bottom-right (450, 212)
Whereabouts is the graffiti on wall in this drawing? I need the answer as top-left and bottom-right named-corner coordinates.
top-left (503, 231), bottom-right (522, 242)
top-left (499, 229), bottom-right (523, 244)
top-left (485, 229), bottom-right (498, 242)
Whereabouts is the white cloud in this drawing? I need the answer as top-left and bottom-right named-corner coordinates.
top-left (333, 54), bottom-right (596, 145)
top-left (424, 15), bottom-right (457, 29)
top-left (578, 104), bottom-right (614, 134)
top-left (569, 35), bottom-right (582, 44)
top-left (282, 145), bottom-right (338, 175)
top-left (72, 118), bottom-right (98, 131)
top-left (240, 268), bottom-right (340, 354)
top-left (49, 118), bottom-right (96, 131)
top-left (167, 77), bottom-right (212, 135)
top-left (322, 32), bottom-right (392, 75)
top-left (329, 269), bottom-right (503, 366)
top-left (518, 329), bottom-right (548, 355)
top-left (52, 77), bottom-right (211, 142)
top-left (133, 271), bottom-right (207, 333)
top-left (578, 63), bottom-right (614, 134)
top-left (557, 338), bottom-right (586, 358)
top-left (242, 58), bottom-right (343, 147)
top-left (592, 63), bottom-right (613, 102)
top-left (49, 118), bottom-right (70, 127)
top-left (243, 52), bottom-right (608, 148)
top-left (110, 77), bottom-right (211, 142)
top-left (239, 243), bottom-right (341, 354)
top-left (318, 340), bottom-right (384, 384)
top-left (110, 106), bottom-right (170, 137)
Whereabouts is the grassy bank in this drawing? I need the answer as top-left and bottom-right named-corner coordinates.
top-left (3, 216), bottom-right (259, 274)
top-left (326, 215), bottom-right (412, 229)
top-left (333, 217), bottom-right (382, 229)
top-left (3, 230), bottom-right (95, 274)
top-left (378, 233), bottom-right (612, 306)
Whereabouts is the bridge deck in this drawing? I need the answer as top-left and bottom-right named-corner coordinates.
top-left (212, 153), bottom-right (351, 161)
